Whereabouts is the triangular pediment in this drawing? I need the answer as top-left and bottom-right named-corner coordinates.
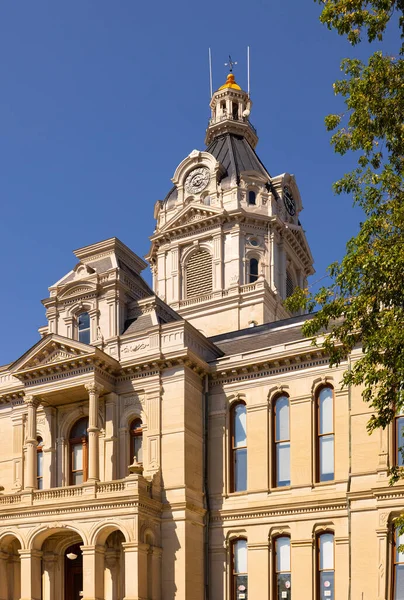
top-left (10, 334), bottom-right (94, 374)
top-left (159, 203), bottom-right (223, 233)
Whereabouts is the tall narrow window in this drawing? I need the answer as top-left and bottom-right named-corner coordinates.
top-left (231, 403), bottom-right (247, 492)
top-left (393, 526), bottom-right (404, 599)
top-left (248, 191), bottom-right (256, 205)
top-left (317, 532), bottom-right (334, 599)
top-left (231, 538), bottom-right (248, 600)
top-left (395, 411), bottom-right (404, 467)
top-left (232, 102), bottom-right (239, 120)
top-left (69, 417), bottom-right (88, 485)
top-left (274, 396), bottom-right (290, 487)
top-left (78, 312), bottom-right (90, 344)
top-left (130, 418), bottom-right (143, 464)
top-left (249, 259), bottom-right (259, 283)
top-left (274, 536), bottom-right (291, 599)
top-left (317, 387), bottom-right (334, 482)
top-left (37, 437), bottom-right (44, 490)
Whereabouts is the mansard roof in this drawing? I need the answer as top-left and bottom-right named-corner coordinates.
top-left (206, 133), bottom-right (271, 185)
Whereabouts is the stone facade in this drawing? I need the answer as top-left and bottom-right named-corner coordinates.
top-left (0, 73), bottom-right (402, 600)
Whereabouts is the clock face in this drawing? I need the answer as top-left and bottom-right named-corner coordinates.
top-left (283, 186), bottom-right (296, 216)
top-left (185, 167), bottom-right (210, 194)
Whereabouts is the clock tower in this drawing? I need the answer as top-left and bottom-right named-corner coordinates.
top-left (147, 72), bottom-right (314, 336)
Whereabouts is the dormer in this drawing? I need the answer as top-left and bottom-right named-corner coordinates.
top-left (41, 238), bottom-right (153, 353)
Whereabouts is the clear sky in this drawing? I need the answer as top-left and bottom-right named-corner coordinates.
top-left (0, 1), bottom-right (397, 365)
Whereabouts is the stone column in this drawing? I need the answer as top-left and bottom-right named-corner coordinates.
top-left (122, 542), bottom-right (148, 600)
top-left (85, 383), bottom-right (103, 483)
top-left (24, 396), bottom-right (40, 490)
top-left (19, 549), bottom-right (42, 600)
top-left (81, 545), bottom-right (105, 600)
top-left (104, 548), bottom-right (119, 600)
top-left (104, 393), bottom-right (118, 482)
top-left (0, 551), bottom-right (8, 600)
top-left (56, 437), bottom-right (67, 487)
top-left (150, 547), bottom-right (162, 600)
top-left (42, 552), bottom-right (58, 600)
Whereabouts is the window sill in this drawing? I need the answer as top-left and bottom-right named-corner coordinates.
top-left (225, 490), bottom-right (248, 498)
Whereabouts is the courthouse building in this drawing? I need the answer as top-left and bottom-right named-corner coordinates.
top-left (0, 72), bottom-right (403, 600)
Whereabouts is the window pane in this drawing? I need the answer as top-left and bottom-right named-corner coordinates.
top-left (72, 472), bottom-right (83, 485)
top-left (248, 191), bottom-right (256, 205)
top-left (395, 565), bottom-right (404, 600)
top-left (134, 437), bottom-right (143, 463)
top-left (276, 537), bottom-right (290, 572)
top-left (78, 312), bottom-right (90, 329)
top-left (276, 442), bottom-right (290, 486)
top-left (319, 570), bottom-right (334, 599)
top-left (320, 435), bottom-right (334, 481)
top-left (37, 477), bottom-right (43, 490)
top-left (73, 444), bottom-right (83, 470)
top-left (37, 452), bottom-right (43, 477)
top-left (70, 418), bottom-right (88, 439)
top-left (235, 448), bottom-right (247, 492)
top-left (277, 573), bottom-right (291, 600)
top-left (234, 405), bottom-right (247, 448)
top-left (276, 397), bottom-right (289, 441)
top-left (320, 534), bottom-right (334, 570)
top-left (249, 259), bottom-right (258, 283)
top-left (396, 528), bottom-right (404, 563)
top-left (79, 329), bottom-right (91, 344)
top-left (235, 539), bottom-right (247, 573)
top-left (319, 388), bottom-right (333, 434)
top-left (397, 417), bottom-right (404, 466)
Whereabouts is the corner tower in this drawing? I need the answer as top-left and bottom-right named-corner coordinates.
top-left (147, 72), bottom-right (314, 336)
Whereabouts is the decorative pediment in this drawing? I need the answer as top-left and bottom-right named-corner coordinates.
top-left (10, 335), bottom-right (93, 374)
top-left (159, 203), bottom-right (223, 234)
top-left (59, 282), bottom-right (97, 300)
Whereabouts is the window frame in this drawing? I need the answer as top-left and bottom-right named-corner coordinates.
top-left (230, 401), bottom-right (247, 493)
top-left (393, 412), bottom-right (404, 468)
top-left (69, 417), bottom-right (89, 486)
top-left (249, 258), bottom-right (259, 284)
top-left (248, 190), bottom-right (256, 206)
top-left (230, 537), bottom-right (248, 600)
top-left (316, 530), bottom-right (335, 600)
top-left (392, 524), bottom-right (404, 600)
top-left (273, 535), bottom-right (291, 600)
top-left (273, 395), bottom-right (291, 488)
top-left (129, 417), bottom-right (143, 465)
top-left (316, 386), bottom-right (335, 483)
top-left (77, 311), bottom-right (91, 344)
top-left (36, 436), bottom-right (44, 490)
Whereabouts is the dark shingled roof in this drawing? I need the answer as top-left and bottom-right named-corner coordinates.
top-left (209, 313), bottom-right (316, 356)
top-left (206, 133), bottom-right (271, 184)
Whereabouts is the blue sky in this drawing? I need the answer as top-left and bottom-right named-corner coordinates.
top-left (0, 1), bottom-right (398, 365)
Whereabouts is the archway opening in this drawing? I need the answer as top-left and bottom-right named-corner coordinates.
top-left (65, 543), bottom-right (83, 600)
top-left (0, 534), bottom-right (21, 600)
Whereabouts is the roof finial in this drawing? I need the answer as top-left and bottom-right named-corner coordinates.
top-left (224, 55), bottom-right (237, 73)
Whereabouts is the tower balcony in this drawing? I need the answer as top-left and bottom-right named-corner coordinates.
top-left (205, 114), bottom-right (258, 147)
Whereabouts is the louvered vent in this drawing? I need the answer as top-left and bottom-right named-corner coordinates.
top-left (286, 270), bottom-right (295, 298)
top-left (185, 250), bottom-right (213, 298)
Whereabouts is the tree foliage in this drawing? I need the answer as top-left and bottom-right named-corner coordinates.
top-left (286, 0), bottom-right (404, 486)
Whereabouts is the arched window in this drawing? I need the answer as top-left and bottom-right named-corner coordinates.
top-left (69, 417), bottom-right (88, 485)
top-left (185, 249), bottom-right (213, 298)
top-left (274, 536), bottom-right (291, 599)
top-left (317, 387), bottom-right (334, 482)
top-left (274, 396), bottom-right (290, 487)
top-left (393, 525), bottom-right (404, 599)
top-left (317, 532), bottom-right (334, 598)
top-left (231, 538), bottom-right (248, 600)
top-left (231, 403), bottom-right (247, 492)
top-left (130, 418), bottom-right (143, 464)
top-left (394, 409), bottom-right (404, 467)
top-left (248, 191), bottom-right (256, 205)
top-left (249, 258), bottom-right (259, 283)
top-left (286, 271), bottom-right (294, 298)
top-left (78, 312), bottom-right (90, 344)
top-left (232, 102), bottom-right (239, 120)
top-left (37, 437), bottom-right (44, 490)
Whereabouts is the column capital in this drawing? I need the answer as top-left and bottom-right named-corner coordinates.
top-left (24, 395), bottom-right (41, 408)
top-left (18, 549), bottom-right (43, 559)
top-left (80, 544), bottom-right (105, 556)
top-left (85, 382), bottom-right (104, 396)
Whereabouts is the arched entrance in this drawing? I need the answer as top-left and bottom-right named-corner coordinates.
top-left (0, 533), bottom-right (22, 600)
top-left (64, 543), bottom-right (83, 600)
